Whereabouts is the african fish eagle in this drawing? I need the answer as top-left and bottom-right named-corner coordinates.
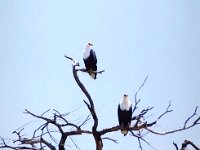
top-left (83, 42), bottom-right (97, 79)
top-left (118, 93), bottom-right (132, 136)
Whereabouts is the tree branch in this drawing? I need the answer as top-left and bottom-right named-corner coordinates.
top-left (181, 140), bottom-right (200, 150)
top-left (1, 108), bottom-right (93, 150)
top-left (184, 106), bottom-right (198, 128)
top-left (65, 55), bottom-right (103, 150)
top-left (173, 142), bottom-right (179, 150)
top-left (145, 107), bottom-right (200, 135)
top-left (102, 137), bottom-right (118, 144)
top-left (157, 101), bottom-right (173, 120)
top-left (133, 76), bottom-right (148, 114)
top-left (174, 140), bottom-right (200, 150)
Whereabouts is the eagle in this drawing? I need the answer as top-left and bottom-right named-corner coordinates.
top-left (83, 42), bottom-right (97, 79)
top-left (118, 93), bottom-right (132, 136)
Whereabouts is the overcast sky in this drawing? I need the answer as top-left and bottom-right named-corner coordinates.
top-left (0, 0), bottom-right (200, 149)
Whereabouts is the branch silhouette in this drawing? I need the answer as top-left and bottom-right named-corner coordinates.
top-left (0, 56), bottom-right (199, 150)
top-left (65, 55), bottom-right (103, 150)
top-left (173, 140), bottom-right (200, 150)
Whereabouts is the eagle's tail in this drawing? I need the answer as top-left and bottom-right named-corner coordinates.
top-left (121, 129), bottom-right (128, 136)
top-left (89, 70), bottom-right (97, 79)
top-left (121, 124), bottom-right (131, 136)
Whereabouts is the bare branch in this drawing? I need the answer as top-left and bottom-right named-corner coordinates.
top-left (41, 138), bottom-right (56, 150)
top-left (184, 106), bottom-right (198, 128)
top-left (79, 115), bottom-right (91, 128)
top-left (65, 54), bottom-right (104, 75)
top-left (24, 109), bottom-right (64, 134)
top-left (65, 55), bottom-right (103, 149)
top-left (65, 55), bottom-right (76, 64)
top-left (133, 76), bottom-right (148, 113)
top-left (130, 131), bottom-right (156, 150)
top-left (135, 76), bottom-right (148, 101)
top-left (146, 121), bottom-right (199, 135)
top-left (32, 123), bottom-right (46, 138)
top-left (174, 140), bottom-right (200, 150)
top-left (99, 121), bottom-right (156, 137)
top-left (145, 107), bottom-right (200, 136)
top-left (46, 124), bottom-right (58, 144)
top-left (181, 140), bottom-right (200, 150)
top-left (69, 136), bottom-right (81, 150)
top-left (157, 101), bottom-right (173, 120)
top-left (76, 68), bottom-right (105, 74)
top-left (102, 137), bottom-right (118, 144)
top-left (132, 106), bottom-right (154, 127)
top-left (173, 142), bottom-right (179, 150)
top-left (41, 109), bottom-right (50, 116)
top-left (194, 116), bottom-right (200, 125)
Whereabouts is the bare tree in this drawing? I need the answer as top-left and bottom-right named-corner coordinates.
top-left (0, 56), bottom-right (200, 150)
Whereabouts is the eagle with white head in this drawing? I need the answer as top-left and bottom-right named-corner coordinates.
top-left (118, 93), bottom-right (132, 136)
top-left (83, 42), bottom-right (97, 79)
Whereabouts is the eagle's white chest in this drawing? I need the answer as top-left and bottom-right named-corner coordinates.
top-left (120, 97), bottom-right (131, 111)
top-left (84, 44), bottom-right (93, 59)
top-left (83, 48), bottom-right (90, 59)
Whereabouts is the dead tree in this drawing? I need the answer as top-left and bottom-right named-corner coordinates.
top-left (0, 56), bottom-right (200, 150)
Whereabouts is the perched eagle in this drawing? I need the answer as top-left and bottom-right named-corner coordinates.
top-left (118, 93), bottom-right (132, 136)
top-left (83, 42), bottom-right (97, 79)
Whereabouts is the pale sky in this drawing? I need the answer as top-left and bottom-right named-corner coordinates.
top-left (0, 0), bottom-right (200, 149)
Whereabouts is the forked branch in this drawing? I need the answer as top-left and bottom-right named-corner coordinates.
top-left (173, 140), bottom-right (200, 150)
top-left (145, 106), bottom-right (200, 135)
top-left (65, 55), bottom-right (104, 150)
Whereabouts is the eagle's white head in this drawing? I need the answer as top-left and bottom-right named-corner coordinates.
top-left (86, 42), bottom-right (93, 50)
top-left (124, 93), bottom-right (128, 97)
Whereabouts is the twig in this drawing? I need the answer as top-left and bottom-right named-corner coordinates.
top-left (174, 140), bottom-right (200, 150)
top-left (65, 55), bottom-right (76, 64)
top-left (76, 68), bottom-right (105, 74)
top-left (79, 115), bottom-right (91, 127)
top-left (157, 101), bottom-right (173, 120)
top-left (130, 131), bottom-right (156, 150)
top-left (69, 136), bottom-right (81, 150)
top-left (182, 140), bottom-right (200, 150)
top-left (133, 76), bottom-right (148, 113)
top-left (194, 116), bottom-right (200, 125)
top-left (102, 137), bottom-right (118, 144)
top-left (184, 106), bottom-right (198, 128)
top-left (173, 142), bottom-right (179, 150)
top-left (41, 109), bottom-right (50, 116)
